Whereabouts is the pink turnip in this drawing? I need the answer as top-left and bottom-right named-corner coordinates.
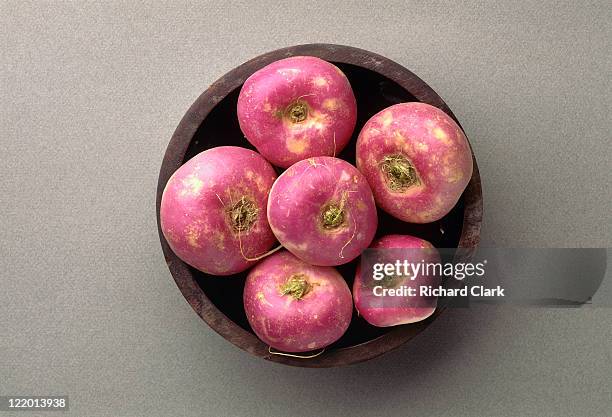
top-left (356, 102), bottom-right (473, 223)
top-left (353, 234), bottom-right (440, 327)
top-left (237, 56), bottom-right (357, 168)
top-left (160, 146), bottom-right (277, 275)
top-left (267, 156), bottom-right (377, 266)
top-left (243, 250), bottom-right (352, 352)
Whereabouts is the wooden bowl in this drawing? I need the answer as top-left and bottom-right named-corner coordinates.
top-left (156, 44), bottom-right (483, 367)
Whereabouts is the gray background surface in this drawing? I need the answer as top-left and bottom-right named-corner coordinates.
top-left (1, 1), bottom-right (611, 416)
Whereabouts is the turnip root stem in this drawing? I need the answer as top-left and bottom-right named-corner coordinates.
top-left (321, 204), bottom-right (345, 229)
top-left (279, 274), bottom-right (312, 300)
top-left (380, 154), bottom-right (420, 191)
top-left (285, 100), bottom-right (308, 123)
top-left (320, 190), bottom-right (349, 229)
top-left (228, 196), bottom-right (258, 232)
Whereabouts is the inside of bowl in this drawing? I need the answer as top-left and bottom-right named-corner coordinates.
top-left (183, 63), bottom-right (465, 350)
